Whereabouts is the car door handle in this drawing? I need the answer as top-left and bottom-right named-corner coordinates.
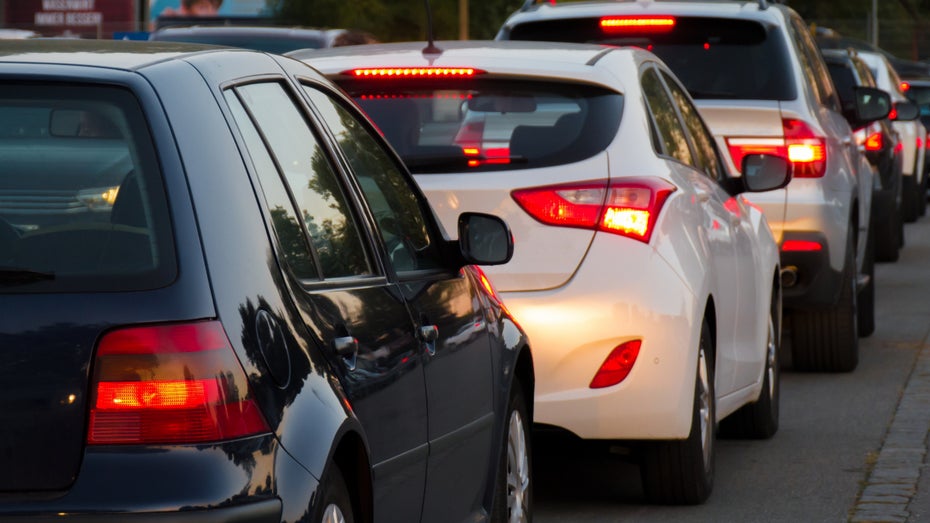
top-left (842, 136), bottom-right (853, 146)
top-left (695, 191), bottom-right (711, 203)
top-left (332, 336), bottom-right (359, 370)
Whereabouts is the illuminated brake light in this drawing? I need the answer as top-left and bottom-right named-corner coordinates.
top-left (344, 67), bottom-right (484, 79)
top-left (88, 321), bottom-right (270, 445)
top-left (782, 240), bottom-right (823, 252)
top-left (889, 107), bottom-right (899, 120)
top-left (864, 132), bottom-right (883, 151)
top-left (511, 177), bottom-right (676, 243)
top-left (600, 16), bottom-right (676, 33)
top-left (901, 82), bottom-right (911, 92)
top-left (726, 119), bottom-right (826, 178)
top-left (590, 340), bottom-right (642, 388)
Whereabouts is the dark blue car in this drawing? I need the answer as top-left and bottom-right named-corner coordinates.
top-left (0, 39), bottom-right (534, 523)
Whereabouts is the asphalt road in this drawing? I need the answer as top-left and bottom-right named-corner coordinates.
top-left (533, 214), bottom-right (930, 522)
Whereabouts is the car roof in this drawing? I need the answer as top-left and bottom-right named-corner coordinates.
top-left (290, 40), bottom-right (644, 91)
top-left (0, 39), bottom-right (226, 70)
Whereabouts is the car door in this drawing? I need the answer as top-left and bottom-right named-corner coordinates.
top-left (300, 83), bottom-right (499, 522)
top-left (223, 81), bottom-right (428, 522)
top-left (641, 64), bottom-right (744, 395)
top-left (658, 67), bottom-right (765, 391)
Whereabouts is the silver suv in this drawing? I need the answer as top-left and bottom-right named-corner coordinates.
top-left (498, 0), bottom-right (890, 371)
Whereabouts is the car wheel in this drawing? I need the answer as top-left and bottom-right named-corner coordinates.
top-left (902, 175), bottom-right (919, 223)
top-left (641, 320), bottom-right (715, 505)
top-left (918, 173), bottom-right (927, 216)
top-left (316, 466), bottom-right (355, 523)
top-left (857, 223), bottom-right (876, 338)
top-left (719, 290), bottom-right (780, 439)
top-left (492, 378), bottom-right (532, 523)
top-left (874, 190), bottom-right (901, 262)
top-left (790, 227), bottom-right (859, 372)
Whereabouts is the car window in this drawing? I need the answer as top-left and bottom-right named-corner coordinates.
top-left (507, 17), bottom-right (796, 101)
top-left (790, 14), bottom-right (841, 112)
top-left (853, 58), bottom-right (878, 88)
top-left (0, 84), bottom-right (175, 292)
top-left (641, 67), bottom-right (693, 165)
top-left (336, 79), bottom-right (622, 174)
top-left (232, 82), bottom-right (372, 280)
top-left (224, 90), bottom-right (319, 280)
top-left (300, 84), bottom-right (444, 274)
top-left (661, 70), bottom-right (724, 181)
top-left (827, 61), bottom-right (857, 105)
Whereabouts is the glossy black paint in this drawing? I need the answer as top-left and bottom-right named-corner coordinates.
top-left (0, 41), bottom-right (533, 522)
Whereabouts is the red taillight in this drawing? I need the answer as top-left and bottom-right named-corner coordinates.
top-left (864, 132), bottom-right (883, 151)
top-left (590, 340), bottom-right (642, 389)
top-left (511, 177), bottom-right (676, 244)
top-left (889, 107), bottom-right (899, 120)
top-left (901, 81), bottom-right (911, 92)
top-left (726, 119), bottom-right (826, 178)
top-left (918, 136), bottom-right (923, 150)
top-left (782, 239), bottom-right (823, 252)
top-left (88, 321), bottom-right (270, 445)
top-left (600, 16), bottom-right (676, 33)
top-left (344, 67), bottom-right (485, 79)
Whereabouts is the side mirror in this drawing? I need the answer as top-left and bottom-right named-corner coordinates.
top-left (891, 100), bottom-right (920, 121)
top-left (741, 154), bottom-right (791, 192)
top-left (853, 86), bottom-right (892, 123)
top-left (457, 212), bottom-right (513, 265)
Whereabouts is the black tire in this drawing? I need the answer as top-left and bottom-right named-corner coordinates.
top-left (874, 190), bottom-right (901, 262)
top-left (492, 378), bottom-right (532, 523)
top-left (790, 228), bottom-right (859, 372)
top-left (719, 289), bottom-right (780, 439)
top-left (902, 174), bottom-right (919, 223)
top-left (641, 321), bottom-right (715, 505)
top-left (858, 223), bottom-right (876, 338)
top-left (918, 173), bottom-right (927, 217)
top-left (315, 466), bottom-right (355, 523)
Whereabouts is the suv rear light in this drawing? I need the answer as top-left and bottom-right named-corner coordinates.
top-left (726, 119), bottom-right (826, 178)
top-left (511, 177), bottom-right (676, 243)
top-left (782, 239), bottom-right (823, 252)
top-left (88, 321), bottom-right (270, 445)
top-left (343, 67), bottom-right (485, 79)
top-left (600, 16), bottom-right (676, 33)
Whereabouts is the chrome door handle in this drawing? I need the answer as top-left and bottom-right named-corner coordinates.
top-left (419, 325), bottom-right (439, 355)
top-left (333, 336), bottom-right (359, 370)
top-left (695, 191), bottom-right (711, 203)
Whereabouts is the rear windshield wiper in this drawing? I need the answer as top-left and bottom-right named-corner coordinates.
top-left (0, 267), bottom-right (56, 286)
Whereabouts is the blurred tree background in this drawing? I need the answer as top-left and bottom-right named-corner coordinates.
top-left (264, 0), bottom-right (930, 61)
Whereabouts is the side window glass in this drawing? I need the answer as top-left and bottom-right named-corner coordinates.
top-left (788, 17), bottom-right (825, 104)
top-left (301, 84), bottom-right (442, 273)
top-left (225, 90), bottom-right (318, 280)
top-left (661, 71), bottom-right (724, 180)
top-left (641, 67), bottom-right (693, 166)
top-left (792, 16), bottom-right (840, 111)
top-left (234, 82), bottom-right (372, 279)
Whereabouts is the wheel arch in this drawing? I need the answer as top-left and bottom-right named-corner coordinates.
top-left (331, 429), bottom-right (373, 523)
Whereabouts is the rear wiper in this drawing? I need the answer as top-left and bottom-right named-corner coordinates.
top-left (0, 267), bottom-right (56, 285)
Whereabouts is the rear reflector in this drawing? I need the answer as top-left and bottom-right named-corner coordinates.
top-left (512, 177), bottom-right (675, 243)
top-left (88, 321), bottom-right (270, 445)
top-left (344, 67), bottom-right (484, 79)
top-left (600, 16), bottom-right (676, 33)
top-left (590, 340), bottom-right (642, 388)
top-left (782, 239), bottom-right (823, 252)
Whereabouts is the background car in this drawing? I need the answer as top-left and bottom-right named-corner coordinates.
top-left (901, 77), bottom-right (930, 201)
top-left (822, 48), bottom-right (909, 262)
top-left (293, 39), bottom-right (790, 505)
top-left (855, 49), bottom-right (928, 222)
top-left (148, 25), bottom-right (349, 53)
top-left (497, 0), bottom-right (891, 368)
top-left (0, 39), bottom-right (533, 523)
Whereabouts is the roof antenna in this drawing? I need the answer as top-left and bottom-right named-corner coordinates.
top-left (423, 0), bottom-right (442, 55)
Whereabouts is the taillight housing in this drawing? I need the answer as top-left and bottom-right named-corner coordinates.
top-left (88, 321), bottom-right (270, 445)
top-left (590, 340), bottom-right (642, 388)
top-left (726, 118), bottom-right (826, 178)
top-left (511, 177), bottom-right (676, 244)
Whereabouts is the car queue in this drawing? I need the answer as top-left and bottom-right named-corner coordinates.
top-left (1, 0), bottom-right (928, 522)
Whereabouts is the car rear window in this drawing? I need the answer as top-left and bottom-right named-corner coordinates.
top-left (0, 84), bottom-right (175, 292)
top-left (337, 79), bottom-right (622, 173)
top-left (152, 32), bottom-right (327, 53)
top-left (507, 16), bottom-right (796, 101)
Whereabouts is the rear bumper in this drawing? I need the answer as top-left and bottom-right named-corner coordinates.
top-left (780, 231), bottom-right (843, 309)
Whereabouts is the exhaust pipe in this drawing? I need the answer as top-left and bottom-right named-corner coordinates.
top-left (781, 266), bottom-right (799, 288)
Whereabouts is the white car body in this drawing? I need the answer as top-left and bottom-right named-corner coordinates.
top-left (293, 41), bottom-right (784, 503)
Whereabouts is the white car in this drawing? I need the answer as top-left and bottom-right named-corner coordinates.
top-left (856, 49), bottom-right (928, 221)
top-left (292, 40), bottom-right (790, 504)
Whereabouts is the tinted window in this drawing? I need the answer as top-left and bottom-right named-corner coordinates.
top-left (508, 17), bottom-right (796, 101)
top-left (641, 68), bottom-right (693, 165)
top-left (662, 71), bottom-right (723, 180)
top-left (234, 82), bottom-right (372, 279)
top-left (152, 32), bottom-right (325, 53)
top-left (301, 85), bottom-right (443, 273)
top-left (225, 90), bottom-right (319, 280)
top-left (336, 79), bottom-right (622, 174)
top-left (0, 84), bottom-right (175, 292)
top-left (827, 61), bottom-right (857, 105)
